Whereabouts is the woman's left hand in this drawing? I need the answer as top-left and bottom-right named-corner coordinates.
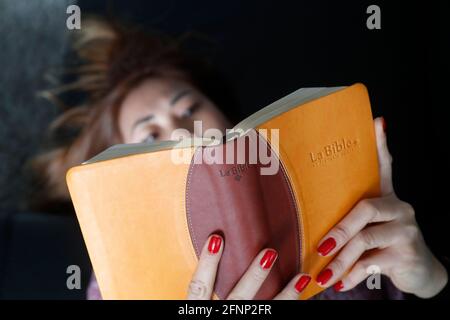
top-left (315, 117), bottom-right (448, 298)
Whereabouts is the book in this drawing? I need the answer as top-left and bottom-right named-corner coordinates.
top-left (66, 83), bottom-right (380, 299)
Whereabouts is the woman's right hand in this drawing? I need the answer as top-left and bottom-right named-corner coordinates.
top-left (186, 234), bottom-right (311, 300)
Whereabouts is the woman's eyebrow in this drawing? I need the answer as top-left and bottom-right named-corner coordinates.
top-left (170, 89), bottom-right (191, 106)
top-left (132, 114), bottom-right (154, 132)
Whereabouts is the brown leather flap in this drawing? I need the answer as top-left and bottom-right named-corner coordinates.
top-left (186, 134), bottom-right (301, 299)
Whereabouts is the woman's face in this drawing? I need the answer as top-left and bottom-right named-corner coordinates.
top-left (118, 77), bottom-right (231, 144)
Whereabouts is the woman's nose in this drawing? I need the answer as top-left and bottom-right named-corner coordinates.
top-left (161, 115), bottom-right (194, 140)
top-left (172, 128), bottom-right (193, 140)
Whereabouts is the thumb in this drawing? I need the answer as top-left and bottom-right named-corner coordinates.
top-left (374, 117), bottom-right (394, 196)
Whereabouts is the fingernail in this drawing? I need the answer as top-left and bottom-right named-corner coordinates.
top-left (381, 117), bottom-right (387, 132)
top-left (208, 235), bottom-right (222, 254)
top-left (295, 275), bottom-right (311, 293)
top-left (316, 268), bottom-right (333, 286)
top-left (260, 249), bottom-right (278, 269)
top-left (317, 237), bottom-right (336, 256)
top-left (334, 280), bottom-right (344, 292)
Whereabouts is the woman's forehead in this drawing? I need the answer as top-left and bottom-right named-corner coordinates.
top-left (124, 77), bottom-right (194, 105)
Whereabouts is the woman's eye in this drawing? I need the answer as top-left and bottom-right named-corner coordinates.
top-left (143, 133), bottom-right (158, 143)
top-left (180, 102), bottom-right (200, 118)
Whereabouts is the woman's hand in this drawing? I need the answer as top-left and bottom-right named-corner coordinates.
top-left (186, 235), bottom-right (312, 300)
top-left (315, 117), bottom-right (448, 298)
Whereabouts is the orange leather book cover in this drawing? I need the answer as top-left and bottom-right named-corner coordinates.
top-left (66, 83), bottom-right (380, 300)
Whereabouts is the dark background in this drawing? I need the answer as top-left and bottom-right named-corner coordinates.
top-left (0, 0), bottom-right (447, 299)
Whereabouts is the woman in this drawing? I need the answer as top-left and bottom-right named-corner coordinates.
top-left (30, 18), bottom-right (447, 300)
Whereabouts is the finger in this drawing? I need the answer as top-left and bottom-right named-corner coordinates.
top-left (187, 234), bottom-right (224, 300)
top-left (317, 197), bottom-right (398, 257)
top-left (374, 117), bottom-right (394, 196)
top-left (333, 249), bottom-right (394, 292)
top-left (227, 248), bottom-right (278, 300)
top-left (316, 222), bottom-right (402, 288)
top-left (273, 273), bottom-right (312, 300)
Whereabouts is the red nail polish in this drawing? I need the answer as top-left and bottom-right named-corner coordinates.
top-left (260, 249), bottom-right (277, 269)
top-left (334, 280), bottom-right (344, 292)
top-left (381, 117), bottom-right (387, 132)
top-left (208, 235), bottom-right (222, 254)
top-left (316, 269), bottom-right (333, 285)
top-left (317, 237), bottom-right (336, 256)
top-left (295, 275), bottom-right (311, 293)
